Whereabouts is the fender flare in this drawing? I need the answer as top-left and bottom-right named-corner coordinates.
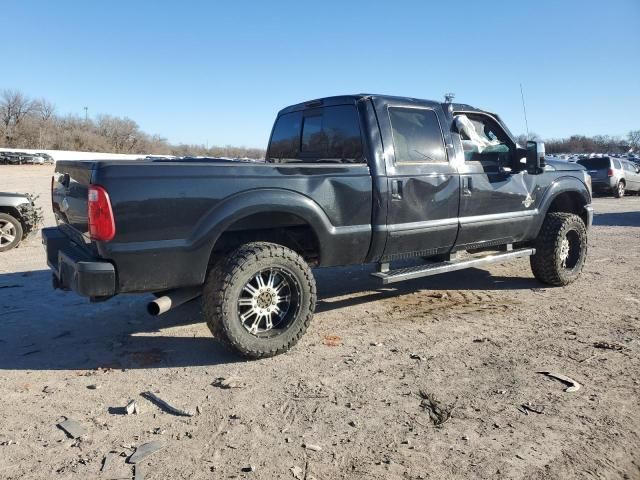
top-left (190, 188), bottom-right (336, 259)
top-left (532, 176), bottom-right (591, 234)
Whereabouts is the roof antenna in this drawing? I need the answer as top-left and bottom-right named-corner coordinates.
top-left (444, 92), bottom-right (455, 104)
top-left (519, 83), bottom-right (530, 140)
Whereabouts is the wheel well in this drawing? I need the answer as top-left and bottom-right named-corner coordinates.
top-left (210, 212), bottom-right (321, 266)
top-left (547, 192), bottom-right (588, 226)
top-left (0, 206), bottom-right (20, 219)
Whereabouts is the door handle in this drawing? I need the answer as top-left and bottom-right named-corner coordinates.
top-left (391, 179), bottom-right (403, 200)
top-left (462, 176), bottom-right (472, 196)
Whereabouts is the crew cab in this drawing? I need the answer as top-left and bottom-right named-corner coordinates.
top-left (43, 94), bottom-right (593, 357)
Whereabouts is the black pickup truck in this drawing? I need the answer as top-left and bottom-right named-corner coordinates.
top-left (43, 94), bottom-right (593, 358)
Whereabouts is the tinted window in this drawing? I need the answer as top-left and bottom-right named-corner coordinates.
top-left (268, 111), bottom-right (303, 160)
top-left (300, 105), bottom-right (363, 162)
top-left (301, 115), bottom-right (324, 153)
top-left (389, 108), bottom-right (446, 163)
top-left (269, 106), bottom-right (363, 163)
top-left (577, 158), bottom-right (609, 169)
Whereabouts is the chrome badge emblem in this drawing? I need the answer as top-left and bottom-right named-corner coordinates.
top-left (522, 194), bottom-right (534, 208)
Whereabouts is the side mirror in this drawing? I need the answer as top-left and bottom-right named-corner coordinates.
top-left (526, 141), bottom-right (546, 174)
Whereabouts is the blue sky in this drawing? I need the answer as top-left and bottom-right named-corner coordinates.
top-left (3, 0), bottom-right (639, 148)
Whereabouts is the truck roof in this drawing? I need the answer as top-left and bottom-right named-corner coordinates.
top-left (277, 93), bottom-right (489, 117)
top-left (278, 94), bottom-right (438, 114)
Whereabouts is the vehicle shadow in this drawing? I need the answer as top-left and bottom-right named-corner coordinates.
top-left (0, 270), bottom-right (239, 371)
top-left (0, 262), bottom-right (538, 371)
top-left (593, 211), bottom-right (640, 227)
top-left (314, 263), bottom-right (540, 313)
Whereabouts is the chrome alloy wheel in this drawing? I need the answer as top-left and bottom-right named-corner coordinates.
top-left (0, 220), bottom-right (16, 246)
top-left (559, 230), bottom-right (581, 270)
top-left (237, 268), bottom-right (300, 336)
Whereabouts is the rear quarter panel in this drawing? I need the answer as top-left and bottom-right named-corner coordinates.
top-left (93, 162), bottom-right (372, 292)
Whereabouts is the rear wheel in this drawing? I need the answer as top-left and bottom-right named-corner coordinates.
top-left (203, 242), bottom-right (316, 358)
top-left (613, 181), bottom-right (625, 198)
top-left (530, 213), bottom-right (587, 286)
top-left (0, 213), bottom-right (23, 252)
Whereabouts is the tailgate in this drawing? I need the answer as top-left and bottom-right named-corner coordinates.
top-left (52, 161), bottom-right (96, 241)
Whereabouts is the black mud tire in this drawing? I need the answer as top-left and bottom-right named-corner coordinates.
top-left (0, 213), bottom-right (23, 252)
top-left (203, 242), bottom-right (316, 359)
top-left (613, 181), bottom-right (625, 198)
top-left (530, 213), bottom-right (587, 286)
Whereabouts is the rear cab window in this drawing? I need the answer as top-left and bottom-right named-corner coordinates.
top-left (267, 105), bottom-right (364, 163)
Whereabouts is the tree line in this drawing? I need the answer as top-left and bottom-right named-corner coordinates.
top-left (0, 89), bottom-right (265, 159)
top-left (534, 133), bottom-right (639, 155)
top-left (513, 130), bottom-right (639, 155)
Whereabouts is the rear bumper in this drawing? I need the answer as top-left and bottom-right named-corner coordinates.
top-left (42, 227), bottom-right (116, 298)
top-left (591, 178), bottom-right (615, 191)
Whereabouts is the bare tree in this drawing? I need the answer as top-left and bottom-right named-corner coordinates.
top-left (34, 98), bottom-right (56, 122)
top-left (1, 89), bottom-right (35, 128)
top-left (627, 130), bottom-right (640, 152)
top-left (515, 132), bottom-right (541, 146)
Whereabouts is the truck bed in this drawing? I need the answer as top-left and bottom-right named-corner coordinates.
top-left (52, 159), bottom-right (373, 293)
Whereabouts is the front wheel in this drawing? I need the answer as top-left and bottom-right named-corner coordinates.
top-left (530, 213), bottom-right (587, 286)
top-left (203, 242), bottom-right (316, 358)
top-left (0, 213), bottom-right (23, 252)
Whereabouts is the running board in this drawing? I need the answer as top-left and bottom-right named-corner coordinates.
top-left (371, 248), bottom-right (536, 285)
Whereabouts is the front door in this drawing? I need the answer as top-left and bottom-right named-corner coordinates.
top-left (378, 103), bottom-right (460, 261)
top-left (453, 111), bottom-right (538, 249)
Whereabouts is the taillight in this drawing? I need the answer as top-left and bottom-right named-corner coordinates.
top-left (607, 168), bottom-right (614, 177)
top-left (88, 185), bottom-right (116, 241)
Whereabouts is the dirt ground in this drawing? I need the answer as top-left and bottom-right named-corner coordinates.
top-left (0, 164), bottom-right (639, 480)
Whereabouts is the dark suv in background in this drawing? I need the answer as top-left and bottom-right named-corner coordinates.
top-left (577, 156), bottom-right (640, 197)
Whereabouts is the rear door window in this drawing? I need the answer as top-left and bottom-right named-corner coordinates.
top-left (300, 105), bottom-right (364, 162)
top-left (388, 107), bottom-right (446, 164)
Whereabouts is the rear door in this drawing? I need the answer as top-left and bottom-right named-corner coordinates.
top-left (376, 101), bottom-right (460, 261)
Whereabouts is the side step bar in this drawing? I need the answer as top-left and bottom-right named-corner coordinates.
top-left (371, 248), bottom-right (536, 285)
